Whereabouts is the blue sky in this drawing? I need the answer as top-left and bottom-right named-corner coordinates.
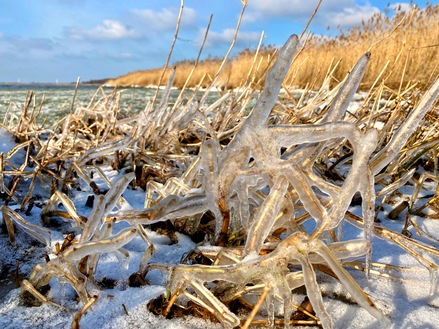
top-left (0, 0), bottom-right (436, 83)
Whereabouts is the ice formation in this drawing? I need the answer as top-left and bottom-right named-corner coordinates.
top-left (0, 31), bottom-right (438, 329)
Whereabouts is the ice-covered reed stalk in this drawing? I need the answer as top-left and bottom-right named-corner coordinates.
top-left (134, 31), bottom-right (437, 327)
top-left (371, 77), bottom-right (439, 174)
top-left (0, 12), bottom-right (437, 328)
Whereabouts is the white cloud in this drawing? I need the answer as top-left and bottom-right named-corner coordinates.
top-left (0, 32), bottom-right (4, 38)
top-left (245, 0), bottom-right (381, 28)
top-left (132, 7), bottom-right (196, 31)
top-left (200, 28), bottom-right (261, 48)
top-left (245, 0), bottom-right (323, 22)
top-left (67, 19), bottom-right (138, 40)
top-left (329, 4), bottom-right (380, 27)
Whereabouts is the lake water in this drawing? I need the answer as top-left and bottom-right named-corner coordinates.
top-left (0, 84), bottom-right (219, 126)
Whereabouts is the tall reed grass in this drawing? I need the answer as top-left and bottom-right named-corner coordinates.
top-left (106, 4), bottom-right (438, 91)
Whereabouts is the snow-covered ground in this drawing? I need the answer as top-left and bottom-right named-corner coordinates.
top-left (1, 106), bottom-right (439, 329)
top-left (2, 191), bottom-right (439, 328)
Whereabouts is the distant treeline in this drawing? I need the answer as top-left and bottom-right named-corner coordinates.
top-left (105, 4), bottom-right (439, 91)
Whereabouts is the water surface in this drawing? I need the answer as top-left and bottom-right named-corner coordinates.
top-left (0, 84), bottom-right (219, 126)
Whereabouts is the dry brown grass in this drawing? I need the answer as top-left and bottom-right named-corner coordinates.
top-left (289, 3), bottom-right (439, 90)
top-left (105, 49), bottom-right (274, 90)
top-left (106, 4), bottom-right (438, 90)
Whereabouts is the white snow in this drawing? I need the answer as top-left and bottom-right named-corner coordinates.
top-left (1, 101), bottom-right (439, 329)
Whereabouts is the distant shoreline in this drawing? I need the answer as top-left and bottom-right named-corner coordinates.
top-left (0, 82), bottom-right (103, 87)
top-left (0, 83), bottom-right (194, 90)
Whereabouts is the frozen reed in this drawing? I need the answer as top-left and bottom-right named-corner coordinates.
top-left (0, 3), bottom-right (439, 329)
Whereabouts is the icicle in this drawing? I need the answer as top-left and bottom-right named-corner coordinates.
top-left (266, 291), bottom-right (276, 328)
top-left (115, 248), bottom-right (130, 281)
top-left (244, 175), bottom-right (289, 256)
top-left (201, 139), bottom-right (219, 204)
top-left (315, 240), bottom-right (391, 327)
top-left (80, 195), bottom-right (105, 243)
top-left (327, 128), bottom-right (378, 231)
top-left (322, 52), bottom-right (371, 123)
top-left (157, 67), bottom-right (177, 124)
top-left (361, 166), bottom-right (375, 277)
top-left (299, 254), bottom-right (333, 329)
top-left (284, 165), bottom-right (327, 227)
top-left (246, 34), bottom-right (299, 128)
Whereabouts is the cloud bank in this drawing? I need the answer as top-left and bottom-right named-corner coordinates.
top-left (132, 7), bottom-right (196, 31)
top-left (245, 0), bottom-right (381, 28)
top-left (66, 20), bottom-right (138, 40)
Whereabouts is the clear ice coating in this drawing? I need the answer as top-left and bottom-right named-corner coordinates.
top-left (132, 34), bottom-right (435, 327)
top-left (2, 29), bottom-right (438, 328)
top-left (131, 34), bottom-right (394, 328)
top-left (371, 77), bottom-right (439, 174)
